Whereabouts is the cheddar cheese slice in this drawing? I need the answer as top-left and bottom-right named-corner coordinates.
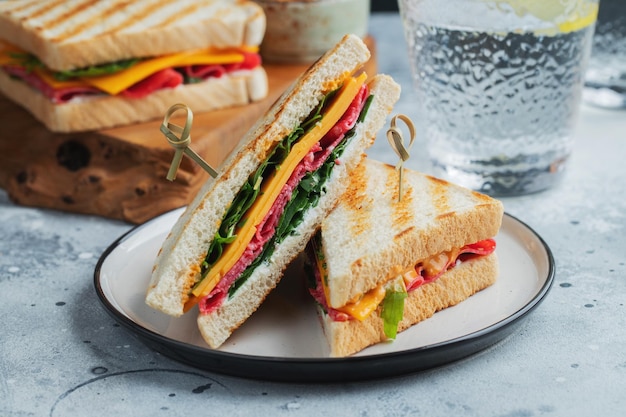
top-left (82, 49), bottom-right (246, 95)
top-left (336, 286), bottom-right (387, 321)
top-left (190, 73), bottom-right (368, 302)
top-left (0, 42), bottom-right (251, 95)
top-left (0, 41), bottom-right (23, 65)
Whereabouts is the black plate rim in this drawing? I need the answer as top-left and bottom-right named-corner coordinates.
top-left (94, 210), bottom-right (555, 382)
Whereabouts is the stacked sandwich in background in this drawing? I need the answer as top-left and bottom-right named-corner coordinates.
top-left (0, 0), bottom-right (268, 132)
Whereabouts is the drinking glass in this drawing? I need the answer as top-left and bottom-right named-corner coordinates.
top-left (583, 0), bottom-right (626, 108)
top-left (398, 0), bottom-right (598, 196)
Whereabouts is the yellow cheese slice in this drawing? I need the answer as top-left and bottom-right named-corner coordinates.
top-left (314, 245), bottom-right (471, 322)
top-left (174, 49), bottom-right (245, 67)
top-left (82, 49), bottom-right (245, 95)
top-left (80, 52), bottom-right (194, 95)
top-left (190, 72), bottom-right (368, 301)
top-left (337, 286), bottom-right (387, 321)
top-left (0, 42), bottom-right (85, 88)
top-left (0, 42), bottom-right (249, 95)
top-left (0, 41), bottom-right (23, 65)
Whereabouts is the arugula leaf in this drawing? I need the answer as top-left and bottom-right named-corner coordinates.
top-left (196, 88), bottom-right (333, 287)
top-left (7, 51), bottom-right (140, 80)
top-left (8, 52), bottom-right (44, 73)
top-left (194, 83), bottom-right (373, 298)
top-left (380, 286), bottom-right (408, 339)
top-left (227, 95), bottom-right (374, 297)
top-left (53, 58), bottom-right (140, 80)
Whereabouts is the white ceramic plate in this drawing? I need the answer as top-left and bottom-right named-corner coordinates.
top-left (95, 208), bottom-right (554, 382)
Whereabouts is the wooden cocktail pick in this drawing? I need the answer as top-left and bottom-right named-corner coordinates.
top-left (160, 103), bottom-right (219, 181)
top-left (386, 114), bottom-right (416, 202)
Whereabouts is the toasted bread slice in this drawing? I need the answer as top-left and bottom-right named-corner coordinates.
top-left (309, 159), bottom-right (504, 356)
top-left (0, 66), bottom-right (268, 132)
top-left (321, 159), bottom-right (504, 309)
top-left (0, 0), bottom-right (265, 71)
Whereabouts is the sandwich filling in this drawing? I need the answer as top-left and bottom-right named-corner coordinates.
top-left (186, 72), bottom-right (373, 313)
top-left (306, 234), bottom-right (497, 338)
top-left (0, 41), bottom-right (261, 102)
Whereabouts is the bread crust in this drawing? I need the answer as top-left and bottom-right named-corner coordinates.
top-left (0, 0), bottom-right (266, 71)
top-left (321, 159), bottom-right (504, 309)
top-left (146, 34), bottom-right (377, 318)
top-left (0, 67), bottom-right (268, 132)
top-left (320, 253), bottom-right (499, 357)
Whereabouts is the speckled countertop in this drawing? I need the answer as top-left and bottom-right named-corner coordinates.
top-left (1, 13), bottom-right (625, 417)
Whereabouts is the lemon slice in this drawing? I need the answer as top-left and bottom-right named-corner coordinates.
top-left (556, 2), bottom-right (598, 33)
top-left (493, 0), bottom-right (598, 33)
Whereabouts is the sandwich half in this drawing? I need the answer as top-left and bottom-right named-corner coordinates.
top-left (305, 159), bottom-right (504, 357)
top-left (146, 34), bottom-right (402, 348)
top-left (0, 0), bottom-right (268, 132)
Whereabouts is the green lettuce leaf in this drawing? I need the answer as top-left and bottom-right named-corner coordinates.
top-left (196, 90), bottom-right (335, 279)
top-left (380, 286), bottom-right (408, 339)
top-left (53, 58), bottom-right (140, 80)
top-left (226, 94), bottom-right (375, 297)
top-left (7, 52), bottom-right (44, 73)
top-left (8, 52), bottom-right (139, 80)
top-left (193, 88), bottom-right (335, 293)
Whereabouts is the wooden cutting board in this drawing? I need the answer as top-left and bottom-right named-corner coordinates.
top-left (0, 38), bottom-right (376, 223)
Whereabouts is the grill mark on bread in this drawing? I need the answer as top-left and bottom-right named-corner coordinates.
top-left (42, 0), bottom-right (100, 42)
top-left (472, 191), bottom-right (495, 202)
top-left (383, 163), bottom-right (414, 229)
top-left (344, 163), bottom-right (367, 211)
top-left (341, 162), bottom-right (370, 237)
top-left (86, 1), bottom-right (163, 40)
top-left (152, 3), bottom-right (202, 29)
top-left (12, 0), bottom-right (65, 20)
top-left (436, 211), bottom-right (456, 220)
top-left (25, 0), bottom-right (205, 44)
top-left (427, 175), bottom-right (452, 218)
top-left (1, 3), bottom-right (23, 15)
top-left (393, 225), bottom-right (415, 244)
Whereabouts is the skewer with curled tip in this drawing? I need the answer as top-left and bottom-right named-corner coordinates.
top-left (160, 103), bottom-right (219, 181)
top-left (386, 114), bottom-right (416, 202)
